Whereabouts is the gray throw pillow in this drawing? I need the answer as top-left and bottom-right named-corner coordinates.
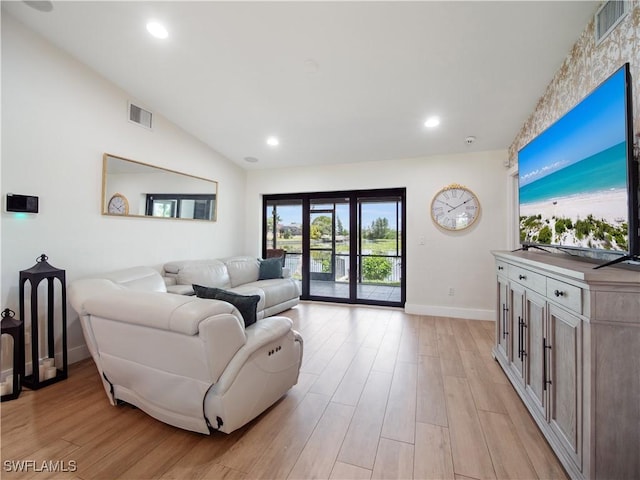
top-left (258, 257), bottom-right (283, 280)
top-left (192, 285), bottom-right (260, 327)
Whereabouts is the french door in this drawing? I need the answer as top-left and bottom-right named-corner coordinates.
top-left (263, 188), bottom-right (405, 307)
top-left (308, 197), bottom-right (351, 299)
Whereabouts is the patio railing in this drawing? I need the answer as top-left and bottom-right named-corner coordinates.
top-left (284, 252), bottom-right (401, 285)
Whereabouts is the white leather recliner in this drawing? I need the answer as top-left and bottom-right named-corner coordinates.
top-left (68, 266), bottom-right (303, 434)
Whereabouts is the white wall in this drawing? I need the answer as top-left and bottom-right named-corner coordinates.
top-left (1, 15), bottom-right (247, 364)
top-left (245, 149), bottom-right (510, 319)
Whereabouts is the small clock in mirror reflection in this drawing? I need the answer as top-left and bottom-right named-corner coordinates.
top-left (108, 193), bottom-right (129, 215)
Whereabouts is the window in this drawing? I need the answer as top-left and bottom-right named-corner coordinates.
top-left (145, 194), bottom-right (215, 220)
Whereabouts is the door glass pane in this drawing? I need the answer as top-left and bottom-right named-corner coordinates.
top-left (358, 197), bottom-right (402, 303)
top-left (266, 201), bottom-right (302, 282)
top-left (189, 200), bottom-right (212, 220)
top-left (152, 199), bottom-right (177, 217)
top-left (309, 198), bottom-right (350, 299)
top-left (180, 199), bottom-right (195, 219)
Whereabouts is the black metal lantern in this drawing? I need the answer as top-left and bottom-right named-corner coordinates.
top-left (19, 254), bottom-right (68, 389)
top-left (0, 308), bottom-right (23, 401)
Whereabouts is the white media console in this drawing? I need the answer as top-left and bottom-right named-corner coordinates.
top-left (492, 250), bottom-right (640, 480)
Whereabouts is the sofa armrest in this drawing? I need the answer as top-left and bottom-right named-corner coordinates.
top-left (70, 279), bottom-right (244, 336)
top-left (212, 316), bottom-right (294, 393)
top-left (198, 314), bottom-right (250, 381)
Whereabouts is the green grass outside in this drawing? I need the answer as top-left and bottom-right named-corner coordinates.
top-left (276, 236), bottom-right (400, 255)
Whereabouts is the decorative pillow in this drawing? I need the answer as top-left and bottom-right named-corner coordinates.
top-left (192, 285), bottom-right (260, 327)
top-left (258, 257), bottom-right (283, 280)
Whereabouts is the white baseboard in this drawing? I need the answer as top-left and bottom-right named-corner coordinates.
top-left (404, 303), bottom-right (495, 321)
top-left (2, 344), bottom-right (91, 378)
top-left (68, 344), bottom-right (91, 364)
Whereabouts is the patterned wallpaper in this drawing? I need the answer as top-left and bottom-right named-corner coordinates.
top-left (509, 0), bottom-right (640, 165)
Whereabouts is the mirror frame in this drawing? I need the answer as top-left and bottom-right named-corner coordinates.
top-left (102, 153), bottom-right (218, 222)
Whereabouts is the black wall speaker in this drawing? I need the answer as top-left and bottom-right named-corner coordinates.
top-left (6, 194), bottom-right (39, 213)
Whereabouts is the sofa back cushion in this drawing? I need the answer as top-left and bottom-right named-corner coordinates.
top-left (224, 257), bottom-right (260, 287)
top-left (103, 267), bottom-right (167, 293)
top-left (171, 260), bottom-right (231, 289)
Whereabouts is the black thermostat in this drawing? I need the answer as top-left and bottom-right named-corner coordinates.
top-left (6, 194), bottom-right (39, 213)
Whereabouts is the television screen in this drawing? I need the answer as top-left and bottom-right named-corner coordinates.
top-left (518, 63), bottom-right (636, 261)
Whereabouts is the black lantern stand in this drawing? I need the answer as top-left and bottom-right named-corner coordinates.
top-left (20, 254), bottom-right (68, 389)
top-left (0, 308), bottom-right (23, 401)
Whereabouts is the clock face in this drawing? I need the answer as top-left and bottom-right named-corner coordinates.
top-left (108, 194), bottom-right (129, 215)
top-left (430, 185), bottom-right (480, 231)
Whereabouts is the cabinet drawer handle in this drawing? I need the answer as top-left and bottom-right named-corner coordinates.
top-left (498, 266), bottom-right (504, 271)
top-left (519, 274), bottom-right (526, 280)
top-left (554, 289), bottom-right (564, 297)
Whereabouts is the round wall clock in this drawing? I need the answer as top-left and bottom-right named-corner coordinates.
top-left (107, 193), bottom-right (129, 215)
top-left (430, 184), bottom-right (480, 231)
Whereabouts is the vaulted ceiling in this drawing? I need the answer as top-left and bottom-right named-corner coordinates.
top-left (3, 1), bottom-right (598, 169)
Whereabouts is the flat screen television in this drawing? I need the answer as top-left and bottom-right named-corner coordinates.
top-left (518, 63), bottom-right (638, 268)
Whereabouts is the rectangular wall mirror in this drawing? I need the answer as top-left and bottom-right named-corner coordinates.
top-left (102, 153), bottom-right (218, 221)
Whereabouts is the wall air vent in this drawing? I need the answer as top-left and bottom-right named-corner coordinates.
top-left (595, 0), bottom-right (629, 45)
top-left (128, 102), bottom-right (153, 129)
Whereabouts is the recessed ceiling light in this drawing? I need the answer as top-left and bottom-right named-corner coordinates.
top-left (146, 21), bottom-right (168, 39)
top-left (244, 156), bottom-right (259, 163)
top-left (424, 116), bottom-right (440, 128)
top-left (266, 136), bottom-right (279, 147)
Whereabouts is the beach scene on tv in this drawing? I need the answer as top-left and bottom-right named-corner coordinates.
top-left (518, 67), bottom-right (629, 252)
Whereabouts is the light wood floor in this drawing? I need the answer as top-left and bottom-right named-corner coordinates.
top-left (1, 302), bottom-right (568, 480)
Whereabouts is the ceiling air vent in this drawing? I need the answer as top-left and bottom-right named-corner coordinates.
top-left (128, 102), bottom-right (153, 129)
top-left (595, 0), bottom-right (629, 45)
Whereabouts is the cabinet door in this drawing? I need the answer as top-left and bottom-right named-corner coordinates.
top-left (509, 282), bottom-right (525, 386)
top-left (496, 276), bottom-right (510, 361)
top-left (524, 289), bottom-right (546, 420)
top-left (547, 304), bottom-right (582, 470)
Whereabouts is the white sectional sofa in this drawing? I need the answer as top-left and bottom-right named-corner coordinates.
top-left (68, 265), bottom-right (303, 434)
top-left (162, 256), bottom-right (300, 320)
